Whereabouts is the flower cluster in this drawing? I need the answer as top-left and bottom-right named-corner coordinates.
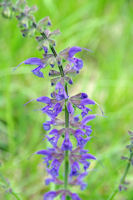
top-left (3, 1), bottom-right (97, 199)
top-left (15, 44), bottom-right (97, 200)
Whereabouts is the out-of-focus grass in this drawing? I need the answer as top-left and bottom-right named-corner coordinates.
top-left (0, 0), bottom-right (133, 199)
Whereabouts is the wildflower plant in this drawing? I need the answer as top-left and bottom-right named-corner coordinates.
top-left (0, 0), bottom-right (132, 200)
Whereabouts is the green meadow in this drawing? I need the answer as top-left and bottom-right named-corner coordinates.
top-left (0, 0), bottom-right (133, 199)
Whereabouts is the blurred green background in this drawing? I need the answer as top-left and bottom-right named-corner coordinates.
top-left (0, 0), bottom-right (133, 199)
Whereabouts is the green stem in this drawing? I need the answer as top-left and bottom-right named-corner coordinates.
top-left (64, 84), bottom-right (69, 200)
top-left (42, 32), bottom-right (70, 199)
top-left (107, 151), bottom-right (133, 200)
top-left (11, 191), bottom-right (21, 200)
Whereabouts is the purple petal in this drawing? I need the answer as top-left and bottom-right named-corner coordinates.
top-left (24, 57), bottom-right (43, 65)
top-left (70, 193), bottom-right (81, 200)
top-left (61, 138), bottom-right (73, 151)
top-left (76, 136), bottom-right (91, 147)
top-left (32, 66), bottom-right (44, 78)
top-left (43, 123), bottom-right (51, 131)
top-left (36, 150), bottom-right (49, 155)
top-left (82, 115), bottom-right (96, 124)
top-left (80, 183), bottom-right (87, 190)
top-left (45, 178), bottom-right (54, 185)
top-left (50, 159), bottom-right (61, 176)
top-left (37, 96), bottom-right (51, 104)
top-left (73, 58), bottom-right (83, 71)
top-left (61, 193), bottom-right (66, 200)
top-left (81, 93), bottom-right (88, 99)
top-left (49, 129), bottom-right (59, 135)
top-left (82, 161), bottom-right (91, 171)
top-left (81, 98), bottom-right (95, 105)
top-left (43, 191), bottom-right (57, 200)
top-left (75, 129), bottom-right (85, 136)
top-left (54, 103), bottom-right (63, 114)
top-left (43, 46), bottom-right (48, 54)
top-left (67, 102), bottom-right (74, 114)
top-left (68, 46), bottom-right (82, 58)
top-left (74, 116), bottom-right (80, 122)
top-left (13, 57), bottom-right (43, 71)
top-left (68, 79), bottom-right (73, 85)
top-left (82, 154), bottom-right (96, 160)
top-left (47, 136), bottom-right (59, 147)
top-left (70, 161), bottom-right (80, 176)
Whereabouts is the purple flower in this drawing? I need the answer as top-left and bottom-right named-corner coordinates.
top-left (70, 192), bottom-right (81, 200)
top-left (49, 159), bottom-right (61, 176)
top-left (14, 53), bottom-right (55, 78)
top-left (46, 135), bottom-right (60, 147)
top-left (43, 191), bottom-right (58, 200)
top-left (68, 46), bottom-right (82, 58)
top-left (55, 82), bottom-right (68, 99)
top-left (70, 172), bottom-right (88, 190)
top-left (75, 135), bottom-right (91, 147)
top-left (32, 65), bottom-right (44, 78)
top-left (61, 133), bottom-right (73, 151)
top-left (70, 161), bottom-right (80, 176)
top-left (36, 147), bottom-right (64, 175)
top-left (37, 96), bottom-right (51, 104)
top-left (67, 102), bottom-right (74, 114)
top-left (45, 173), bottom-right (63, 186)
top-left (14, 57), bottom-right (45, 78)
top-left (70, 93), bottom-right (95, 117)
top-left (43, 122), bottom-right (51, 131)
top-left (82, 115), bottom-right (96, 124)
top-left (69, 147), bottom-right (96, 173)
top-left (37, 95), bottom-right (65, 119)
top-left (23, 57), bottom-right (43, 65)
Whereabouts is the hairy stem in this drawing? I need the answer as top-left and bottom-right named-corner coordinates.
top-left (107, 150), bottom-right (133, 200)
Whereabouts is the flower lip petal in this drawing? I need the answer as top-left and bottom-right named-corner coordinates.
top-left (32, 66), bottom-right (44, 78)
top-left (81, 98), bottom-right (95, 105)
top-left (68, 46), bottom-right (82, 58)
top-left (24, 57), bottom-right (43, 65)
top-left (82, 154), bottom-right (96, 160)
top-left (36, 150), bottom-right (49, 155)
top-left (69, 192), bottom-right (81, 200)
top-left (43, 123), bottom-right (51, 131)
top-left (36, 96), bottom-right (51, 104)
top-left (43, 191), bottom-right (57, 200)
top-left (82, 115), bottom-right (96, 124)
top-left (13, 57), bottom-right (43, 71)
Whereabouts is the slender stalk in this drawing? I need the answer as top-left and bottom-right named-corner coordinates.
top-left (107, 151), bottom-right (133, 200)
top-left (64, 87), bottom-right (69, 199)
top-left (41, 32), bottom-right (70, 199)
